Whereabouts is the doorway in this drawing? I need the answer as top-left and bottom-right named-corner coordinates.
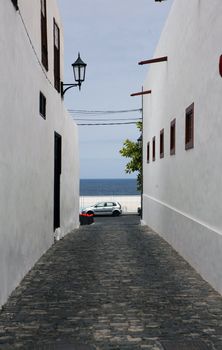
top-left (54, 132), bottom-right (62, 231)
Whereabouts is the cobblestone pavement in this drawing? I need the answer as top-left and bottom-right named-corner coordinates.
top-left (0, 215), bottom-right (222, 349)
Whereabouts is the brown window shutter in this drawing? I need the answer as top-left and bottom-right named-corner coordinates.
top-left (147, 142), bottom-right (150, 163)
top-left (152, 136), bottom-right (156, 161)
top-left (160, 129), bottom-right (164, 159)
top-left (41, 0), bottom-right (48, 70)
top-left (11, 0), bottom-right (18, 10)
top-left (185, 103), bottom-right (194, 150)
top-left (170, 118), bottom-right (176, 155)
top-left (54, 19), bottom-right (60, 92)
top-left (39, 91), bottom-right (46, 119)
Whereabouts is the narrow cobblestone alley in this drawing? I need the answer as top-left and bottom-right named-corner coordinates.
top-left (0, 215), bottom-right (222, 350)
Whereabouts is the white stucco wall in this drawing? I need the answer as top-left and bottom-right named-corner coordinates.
top-left (142, 0), bottom-right (222, 293)
top-left (0, 0), bottom-right (79, 307)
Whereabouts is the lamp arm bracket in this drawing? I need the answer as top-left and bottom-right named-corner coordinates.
top-left (61, 82), bottom-right (81, 97)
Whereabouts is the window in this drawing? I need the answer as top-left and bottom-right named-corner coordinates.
top-left (41, 0), bottom-right (48, 70)
top-left (170, 119), bottom-right (176, 155)
top-left (106, 202), bottom-right (114, 207)
top-left (147, 142), bottom-right (150, 163)
top-left (152, 137), bottom-right (156, 161)
top-left (54, 19), bottom-right (60, 92)
top-left (39, 92), bottom-right (46, 119)
top-left (160, 129), bottom-right (164, 159)
top-left (185, 103), bottom-right (194, 150)
top-left (11, 0), bottom-right (18, 10)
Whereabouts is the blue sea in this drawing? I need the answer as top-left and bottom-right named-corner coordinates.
top-left (80, 178), bottom-right (139, 196)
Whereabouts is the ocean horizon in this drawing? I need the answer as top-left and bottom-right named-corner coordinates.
top-left (80, 178), bottom-right (139, 196)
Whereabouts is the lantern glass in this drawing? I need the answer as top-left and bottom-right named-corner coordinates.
top-left (72, 53), bottom-right (87, 84)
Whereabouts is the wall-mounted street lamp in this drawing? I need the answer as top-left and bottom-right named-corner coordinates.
top-left (61, 53), bottom-right (87, 97)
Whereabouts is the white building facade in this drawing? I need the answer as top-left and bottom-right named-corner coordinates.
top-left (0, 0), bottom-right (79, 307)
top-left (142, 0), bottom-right (222, 294)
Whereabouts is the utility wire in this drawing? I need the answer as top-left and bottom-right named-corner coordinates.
top-left (77, 121), bottom-right (139, 126)
top-left (17, 11), bottom-right (142, 128)
top-left (69, 109), bottom-right (142, 123)
top-left (18, 9), bottom-right (54, 89)
top-left (68, 108), bottom-right (142, 114)
top-left (72, 118), bottom-right (142, 121)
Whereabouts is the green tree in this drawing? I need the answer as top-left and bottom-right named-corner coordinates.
top-left (119, 121), bottom-right (142, 191)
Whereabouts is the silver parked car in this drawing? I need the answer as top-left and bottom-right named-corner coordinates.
top-left (81, 201), bottom-right (122, 216)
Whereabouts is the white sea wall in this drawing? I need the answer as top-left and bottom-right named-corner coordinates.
top-left (80, 196), bottom-right (141, 214)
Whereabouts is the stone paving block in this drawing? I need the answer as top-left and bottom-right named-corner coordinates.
top-left (30, 343), bottom-right (95, 350)
top-left (161, 340), bottom-right (213, 350)
top-left (0, 215), bottom-right (222, 349)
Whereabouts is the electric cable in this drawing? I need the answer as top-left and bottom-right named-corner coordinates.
top-left (68, 108), bottom-right (142, 114)
top-left (18, 9), bottom-right (54, 89)
top-left (77, 121), bottom-right (140, 126)
top-left (72, 118), bottom-right (142, 121)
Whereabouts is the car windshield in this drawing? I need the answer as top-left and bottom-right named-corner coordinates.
top-left (95, 202), bottom-right (105, 207)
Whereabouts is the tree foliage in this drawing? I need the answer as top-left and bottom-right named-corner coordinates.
top-left (119, 122), bottom-right (142, 191)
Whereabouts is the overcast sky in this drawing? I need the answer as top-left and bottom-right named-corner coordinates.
top-left (57, 0), bottom-right (173, 179)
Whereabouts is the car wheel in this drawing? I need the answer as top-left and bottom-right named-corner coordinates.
top-left (87, 211), bottom-right (94, 215)
top-left (112, 210), bottom-right (120, 216)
